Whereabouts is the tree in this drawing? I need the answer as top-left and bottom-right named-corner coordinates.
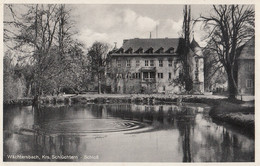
top-left (87, 42), bottom-right (111, 94)
top-left (198, 5), bottom-right (254, 99)
top-left (203, 47), bottom-right (227, 92)
top-left (176, 5), bottom-right (193, 92)
top-left (3, 51), bottom-right (27, 101)
top-left (4, 4), bottom-right (82, 100)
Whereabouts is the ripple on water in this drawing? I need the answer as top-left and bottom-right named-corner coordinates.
top-left (30, 118), bottom-right (150, 135)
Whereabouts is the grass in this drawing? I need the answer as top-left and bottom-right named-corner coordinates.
top-left (209, 99), bottom-right (254, 136)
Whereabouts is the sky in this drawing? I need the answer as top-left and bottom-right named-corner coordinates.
top-left (69, 4), bottom-right (213, 48)
top-left (4, 4), bottom-right (215, 50)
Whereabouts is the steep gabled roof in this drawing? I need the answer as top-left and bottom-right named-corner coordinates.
top-left (121, 38), bottom-right (179, 53)
top-left (190, 38), bottom-right (200, 52)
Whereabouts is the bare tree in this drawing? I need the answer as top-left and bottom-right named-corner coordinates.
top-left (198, 5), bottom-right (254, 99)
top-left (4, 4), bottom-right (81, 100)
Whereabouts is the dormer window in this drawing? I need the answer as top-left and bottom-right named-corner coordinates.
top-left (145, 47), bottom-right (153, 54)
top-left (135, 47), bottom-right (143, 53)
top-left (166, 47), bottom-right (174, 53)
top-left (156, 47), bottom-right (164, 53)
top-left (117, 48), bottom-right (124, 54)
top-left (125, 47), bottom-right (133, 54)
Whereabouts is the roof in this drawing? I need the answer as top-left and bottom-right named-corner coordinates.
top-left (190, 38), bottom-right (200, 51)
top-left (190, 38), bottom-right (203, 57)
top-left (237, 36), bottom-right (255, 60)
top-left (121, 38), bottom-right (179, 53)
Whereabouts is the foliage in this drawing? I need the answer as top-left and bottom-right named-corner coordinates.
top-left (3, 52), bottom-right (27, 101)
top-left (87, 42), bottom-right (111, 94)
top-left (175, 5), bottom-right (193, 91)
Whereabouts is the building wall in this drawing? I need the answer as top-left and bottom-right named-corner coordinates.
top-left (108, 48), bottom-right (204, 94)
top-left (109, 55), bottom-right (183, 94)
top-left (237, 59), bottom-right (254, 95)
top-left (187, 48), bottom-right (204, 94)
top-left (236, 37), bottom-right (254, 95)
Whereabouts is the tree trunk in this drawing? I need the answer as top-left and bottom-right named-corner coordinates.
top-left (227, 69), bottom-right (237, 100)
top-left (98, 73), bottom-right (101, 94)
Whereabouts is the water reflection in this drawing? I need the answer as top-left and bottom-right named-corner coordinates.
top-left (3, 104), bottom-right (254, 162)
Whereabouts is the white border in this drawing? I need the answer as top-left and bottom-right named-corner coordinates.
top-left (0, 1), bottom-right (259, 166)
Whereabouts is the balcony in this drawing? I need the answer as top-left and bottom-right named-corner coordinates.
top-left (140, 67), bottom-right (156, 72)
top-left (142, 78), bottom-right (156, 83)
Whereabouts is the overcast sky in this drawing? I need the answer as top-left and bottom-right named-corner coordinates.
top-left (4, 4), bottom-right (215, 50)
top-left (69, 4), bottom-right (213, 48)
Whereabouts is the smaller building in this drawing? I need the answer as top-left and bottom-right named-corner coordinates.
top-left (236, 36), bottom-right (255, 95)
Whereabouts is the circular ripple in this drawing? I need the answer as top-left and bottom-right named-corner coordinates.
top-left (37, 119), bottom-right (147, 134)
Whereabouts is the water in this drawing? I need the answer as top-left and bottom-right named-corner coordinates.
top-left (3, 103), bottom-right (254, 162)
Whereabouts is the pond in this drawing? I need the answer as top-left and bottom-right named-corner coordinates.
top-left (3, 103), bottom-right (254, 162)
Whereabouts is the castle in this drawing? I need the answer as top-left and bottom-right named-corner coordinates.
top-left (106, 37), bottom-right (204, 94)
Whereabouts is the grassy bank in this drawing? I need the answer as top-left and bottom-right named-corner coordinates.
top-left (209, 100), bottom-right (254, 136)
top-left (3, 98), bottom-right (33, 106)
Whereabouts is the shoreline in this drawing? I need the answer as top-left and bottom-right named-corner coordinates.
top-left (3, 94), bottom-right (254, 136)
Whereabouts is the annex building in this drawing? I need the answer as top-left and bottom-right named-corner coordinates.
top-left (236, 36), bottom-right (255, 95)
top-left (106, 37), bottom-right (204, 94)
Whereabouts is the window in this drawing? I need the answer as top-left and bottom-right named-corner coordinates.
top-left (136, 60), bottom-right (140, 67)
top-left (150, 72), bottom-right (155, 78)
top-left (132, 73), bottom-right (135, 79)
top-left (159, 60), bottom-right (163, 67)
top-left (150, 60), bottom-right (154, 66)
top-left (246, 79), bottom-right (253, 88)
top-left (168, 60), bottom-right (172, 67)
top-left (169, 73), bottom-right (172, 79)
top-left (163, 86), bottom-right (166, 91)
top-left (145, 60), bottom-right (149, 66)
top-left (158, 73), bottom-right (163, 79)
top-left (117, 60), bottom-right (121, 67)
top-left (144, 72), bottom-right (149, 79)
top-left (126, 60), bottom-right (131, 67)
top-left (135, 73), bottom-right (141, 79)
